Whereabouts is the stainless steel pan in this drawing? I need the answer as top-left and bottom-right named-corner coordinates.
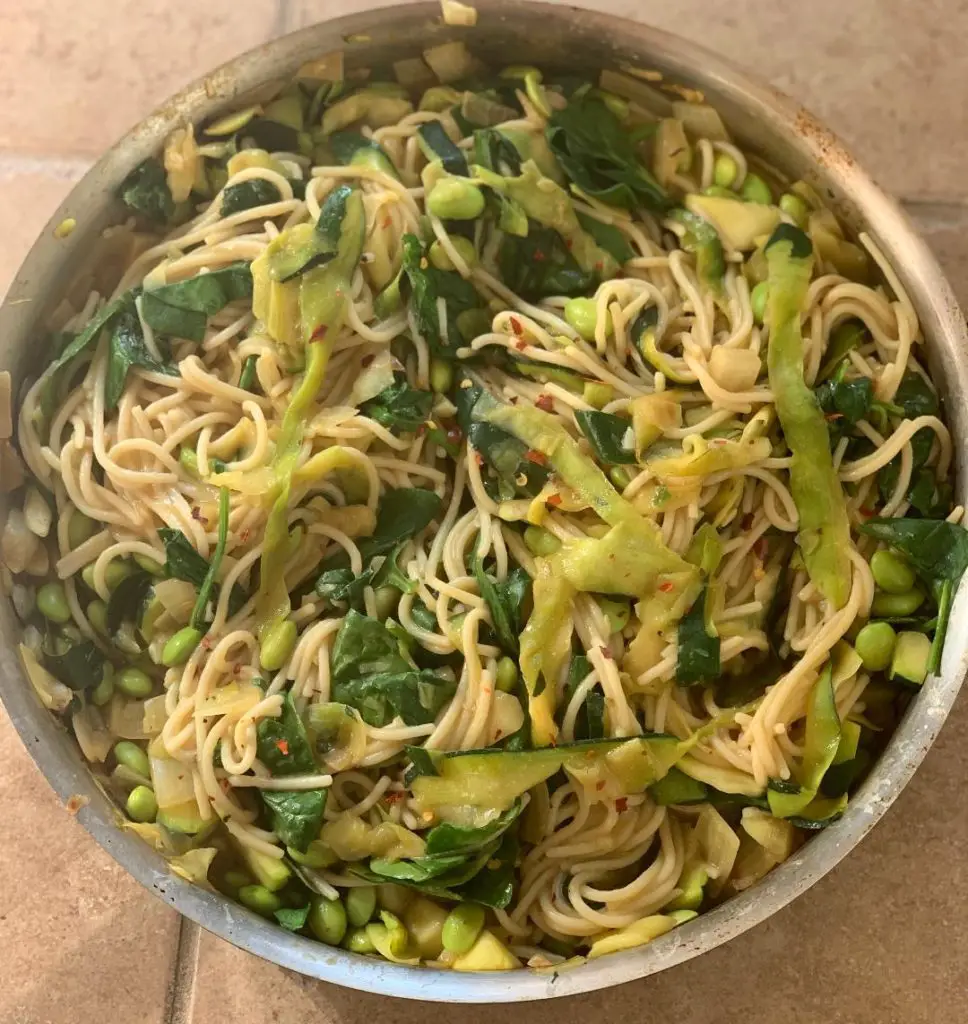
top-left (1, 0), bottom-right (966, 1002)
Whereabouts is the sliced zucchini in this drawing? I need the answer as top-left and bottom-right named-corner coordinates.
top-left (889, 631), bottom-right (931, 687)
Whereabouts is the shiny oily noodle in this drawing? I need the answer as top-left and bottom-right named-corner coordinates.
top-left (5, 36), bottom-right (968, 971)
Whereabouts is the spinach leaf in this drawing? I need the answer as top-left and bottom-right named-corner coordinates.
top-left (188, 487), bottom-right (230, 630)
top-left (858, 518), bottom-right (968, 586)
top-left (241, 117), bottom-right (301, 153)
top-left (159, 524), bottom-right (247, 618)
top-left (315, 542), bottom-right (416, 609)
top-left (106, 571), bottom-right (155, 637)
top-left (497, 223), bottom-right (593, 301)
top-left (404, 744), bottom-right (440, 781)
top-left (239, 354), bottom-right (259, 392)
top-left (118, 158), bottom-right (174, 223)
top-left (456, 832), bottom-right (517, 909)
top-left (562, 652), bottom-right (605, 740)
top-left (331, 609), bottom-right (411, 681)
top-left (368, 851), bottom-right (472, 884)
top-left (472, 554), bottom-right (530, 655)
top-left (815, 370), bottom-right (873, 440)
top-left (221, 178), bottom-right (282, 216)
top-left (274, 904), bottom-right (311, 932)
top-left (471, 128), bottom-right (522, 176)
top-left (424, 801), bottom-right (522, 856)
top-left (574, 410), bottom-right (636, 465)
top-left (546, 94), bottom-right (668, 212)
top-left (359, 487), bottom-right (443, 562)
top-left (893, 370), bottom-right (939, 419)
top-left (676, 583), bottom-right (720, 686)
top-left (359, 378), bottom-right (434, 434)
top-left (818, 319), bottom-right (867, 381)
top-left (256, 690), bottom-right (318, 775)
top-left (261, 788), bottom-right (327, 852)
top-left (105, 304), bottom-right (176, 410)
top-left (141, 262), bottom-right (253, 342)
top-left (668, 208), bottom-right (725, 292)
top-left (44, 638), bottom-right (106, 691)
top-left (417, 121), bottom-right (468, 176)
top-left (576, 212), bottom-right (635, 265)
top-left (400, 234), bottom-right (484, 357)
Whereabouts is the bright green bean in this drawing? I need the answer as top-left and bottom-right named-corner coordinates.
top-left (751, 281), bottom-right (769, 324)
top-left (426, 179), bottom-right (485, 220)
top-left (81, 564), bottom-right (98, 591)
top-left (114, 740), bottom-right (150, 777)
top-left (495, 656), bottom-right (518, 693)
top-left (308, 896), bottom-right (348, 946)
top-left (126, 785), bottom-right (158, 823)
top-left (598, 90), bottom-right (628, 121)
top-left (86, 599), bottom-right (108, 635)
top-left (854, 622), bottom-right (897, 672)
top-left (161, 626), bottom-right (204, 667)
top-left (345, 886), bottom-right (378, 928)
top-left (116, 666), bottom-right (153, 699)
top-left (713, 153), bottom-right (738, 189)
top-left (428, 236), bottom-right (476, 272)
top-left (523, 525), bottom-right (560, 557)
top-left (870, 549), bottom-right (916, 594)
top-left (373, 586), bottom-right (399, 621)
top-left (222, 870), bottom-right (252, 892)
top-left (564, 297), bottom-right (598, 341)
top-left (703, 185), bottom-right (735, 199)
top-left (68, 510), bottom-right (96, 549)
top-left (871, 589), bottom-right (924, 618)
top-left (260, 618), bottom-right (298, 671)
top-left (238, 884), bottom-right (282, 916)
top-left (344, 927), bottom-right (376, 953)
top-left (741, 172), bottom-right (772, 205)
top-left (133, 553), bottom-right (164, 577)
top-left (779, 192), bottom-right (809, 227)
top-left (608, 465), bottom-right (633, 491)
top-left (429, 358), bottom-right (454, 394)
top-left (441, 903), bottom-right (486, 954)
top-left (90, 666), bottom-right (115, 707)
top-left (36, 581), bottom-right (71, 624)
top-left (104, 559), bottom-right (133, 592)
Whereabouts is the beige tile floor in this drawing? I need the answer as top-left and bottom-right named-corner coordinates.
top-left (1, 2), bottom-right (968, 1022)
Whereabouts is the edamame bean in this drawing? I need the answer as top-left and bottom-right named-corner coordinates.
top-left (260, 618), bottom-right (298, 671)
top-left (161, 626), bottom-right (204, 667)
top-left (871, 589), bottom-right (924, 618)
top-left (428, 235), bottom-right (476, 272)
top-left (344, 927), bottom-right (376, 954)
top-left (86, 599), bottom-right (108, 635)
top-left (750, 281), bottom-right (769, 324)
top-left (114, 740), bottom-right (150, 777)
top-left (495, 656), bottom-right (518, 693)
top-left (373, 585), bottom-right (399, 621)
top-left (854, 622), bottom-right (897, 672)
top-left (713, 153), bottom-right (738, 189)
top-left (741, 172), bottom-right (772, 205)
top-left (870, 550), bottom-right (916, 594)
top-left (126, 785), bottom-right (158, 823)
top-left (37, 581), bottom-right (71, 624)
top-left (68, 510), bottom-right (96, 549)
top-left (430, 358), bottom-right (454, 394)
top-left (441, 903), bottom-right (486, 954)
top-left (427, 179), bottom-right (485, 221)
top-left (116, 666), bottom-right (153, 699)
top-left (104, 559), bottom-right (133, 591)
top-left (703, 185), bottom-right (735, 199)
top-left (523, 526), bottom-right (560, 557)
top-left (779, 192), bottom-right (809, 227)
top-left (81, 564), bottom-right (98, 591)
top-left (609, 465), bottom-right (633, 490)
top-left (238, 884), bottom-right (282, 916)
top-left (345, 886), bottom-right (378, 928)
top-left (222, 870), bottom-right (252, 892)
top-left (90, 666), bottom-right (115, 707)
top-left (308, 896), bottom-right (348, 946)
top-left (564, 297), bottom-right (598, 341)
top-left (133, 553), bottom-right (164, 577)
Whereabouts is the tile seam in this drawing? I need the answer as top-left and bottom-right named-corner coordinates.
top-left (163, 917), bottom-right (202, 1024)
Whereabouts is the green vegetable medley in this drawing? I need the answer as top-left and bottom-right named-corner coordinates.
top-left (3, 27), bottom-right (964, 974)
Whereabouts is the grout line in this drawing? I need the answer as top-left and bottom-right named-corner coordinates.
top-left (0, 152), bottom-right (92, 181)
top-left (163, 917), bottom-right (202, 1024)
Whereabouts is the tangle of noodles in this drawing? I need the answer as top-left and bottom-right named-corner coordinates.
top-left (3, 37), bottom-right (965, 971)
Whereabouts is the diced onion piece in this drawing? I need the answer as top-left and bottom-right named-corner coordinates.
top-left (73, 704), bottom-right (114, 763)
top-left (440, 0), bottom-right (478, 26)
top-left (170, 847), bottom-right (218, 886)
top-left (153, 578), bottom-right (197, 620)
top-left (149, 751), bottom-right (197, 810)
top-left (19, 643), bottom-right (72, 712)
top-left (142, 694), bottom-right (169, 737)
top-left (23, 486), bottom-right (52, 538)
top-left (0, 441), bottom-right (25, 493)
top-left (708, 347), bottom-right (761, 392)
top-left (486, 691), bottom-right (525, 746)
top-left (297, 50), bottom-right (344, 82)
top-left (109, 695), bottom-right (150, 740)
top-left (349, 347), bottom-right (395, 406)
top-left (2, 508), bottom-right (40, 574)
top-left (695, 805), bottom-right (741, 895)
top-left (197, 682), bottom-right (263, 720)
top-left (394, 57), bottom-right (434, 88)
top-left (672, 100), bottom-right (729, 141)
top-left (588, 914), bottom-right (678, 959)
top-left (164, 125), bottom-right (200, 204)
top-left (423, 41), bottom-right (476, 83)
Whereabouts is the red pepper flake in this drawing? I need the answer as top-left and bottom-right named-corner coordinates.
top-left (446, 425), bottom-right (463, 446)
top-left (825, 412), bottom-right (844, 422)
top-left (191, 506), bottom-right (202, 520)
top-left (615, 269), bottom-right (626, 279)
top-left (525, 449), bottom-right (548, 466)
top-left (416, 423), bottom-right (428, 437)
top-left (741, 513), bottom-right (755, 530)
top-left (382, 216), bottom-right (393, 230)
top-left (596, 780), bottom-right (606, 791)
top-left (361, 353), bottom-right (374, 368)
top-left (753, 537), bottom-right (769, 560)
top-left (275, 739), bottom-right (290, 756)
top-left (494, 729), bottom-right (504, 740)
top-left (594, 261), bottom-right (603, 273)
top-left (201, 636), bottom-right (213, 651)
top-left (475, 451), bottom-right (485, 467)
top-left (239, 528), bottom-right (251, 544)
top-left (859, 506), bottom-right (875, 519)
top-left (311, 325), bottom-right (328, 342)
top-left (598, 644), bottom-right (614, 660)
top-left (546, 493), bottom-right (562, 507)
top-left (533, 249), bottom-right (546, 262)
top-left (615, 797), bottom-right (628, 813)
top-left (658, 581), bottom-right (675, 593)
top-left (536, 394), bottom-right (554, 412)
top-left (232, 662), bottom-right (242, 676)
top-left (384, 790), bottom-right (405, 804)
top-left (510, 316), bottom-right (524, 336)
top-left (565, 238), bottom-right (574, 250)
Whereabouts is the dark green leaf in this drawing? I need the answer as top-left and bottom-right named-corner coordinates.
top-left (44, 639), bottom-right (106, 691)
top-left (359, 378), bottom-right (434, 434)
top-left (576, 211), bottom-right (635, 264)
top-left (105, 305), bottom-right (176, 410)
top-left (261, 789), bottom-right (327, 852)
top-left (574, 410), bottom-right (636, 465)
top-left (858, 518), bottom-right (968, 586)
top-left (815, 370), bottom-right (873, 440)
top-left (676, 583), bottom-right (720, 686)
top-left (274, 904), bottom-right (311, 931)
top-left (425, 802), bottom-right (523, 857)
top-left (471, 128), bottom-right (522, 176)
top-left (456, 831), bottom-right (518, 909)
top-left (818, 319), bottom-right (868, 381)
top-left (893, 370), bottom-right (939, 419)
top-left (562, 653), bottom-right (605, 740)
top-left (256, 690), bottom-right (318, 775)
top-left (118, 158), bottom-right (174, 223)
top-left (369, 851), bottom-right (471, 883)
top-left (159, 525), bottom-right (247, 618)
top-left (472, 555), bottom-right (530, 655)
top-left (417, 121), bottom-right (468, 176)
top-left (333, 668), bottom-right (457, 728)
top-left (546, 94), bottom-right (668, 212)
top-left (106, 571), bottom-right (154, 637)
top-left (221, 179), bottom-right (283, 216)
top-left (404, 744), bottom-right (440, 782)
top-left (241, 117), bottom-right (300, 153)
top-left (359, 487), bottom-right (443, 562)
top-left (497, 223), bottom-right (593, 301)
top-left (330, 608), bottom-right (412, 681)
top-left (141, 262), bottom-right (253, 342)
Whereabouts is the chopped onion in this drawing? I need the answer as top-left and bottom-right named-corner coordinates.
top-left (23, 486), bottom-right (52, 538)
top-left (19, 643), bottom-right (72, 712)
top-left (486, 691), bottom-right (524, 746)
top-left (2, 508), bottom-right (40, 574)
top-left (695, 805), bottom-right (740, 895)
top-left (149, 752), bottom-right (197, 810)
top-left (423, 41), bottom-right (476, 84)
top-left (349, 347), bottom-right (395, 406)
top-left (708, 348), bottom-right (761, 392)
top-left (197, 682), bottom-right (263, 720)
top-left (73, 704), bottom-right (114, 763)
top-left (108, 695), bottom-right (150, 739)
top-left (440, 0), bottom-right (478, 26)
top-left (169, 847), bottom-right (218, 886)
top-left (672, 100), bottom-right (729, 142)
top-left (142, 694), bottom-right (169, 736)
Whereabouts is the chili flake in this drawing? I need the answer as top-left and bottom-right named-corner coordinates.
top-left (361, 353), bottom-right (374, 368)
top-left (275, 739), bottom-right (290, 756)
top-left (533, 249), bottom-right (546, 262)
top-left (536, 394), bottom-right (554, 412)
top-left (615, 797), bottom-right (628, 812)
top-left (658, 581), bottom-right (675, 593)
top-left (446, 425), bottom-right (463, 446)
top-left (525, 449), bottom-right (548, 466)
top-left (509, 316), bottom-right (523, 336)
top-left (546, 493), bottom-right (562, 507)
